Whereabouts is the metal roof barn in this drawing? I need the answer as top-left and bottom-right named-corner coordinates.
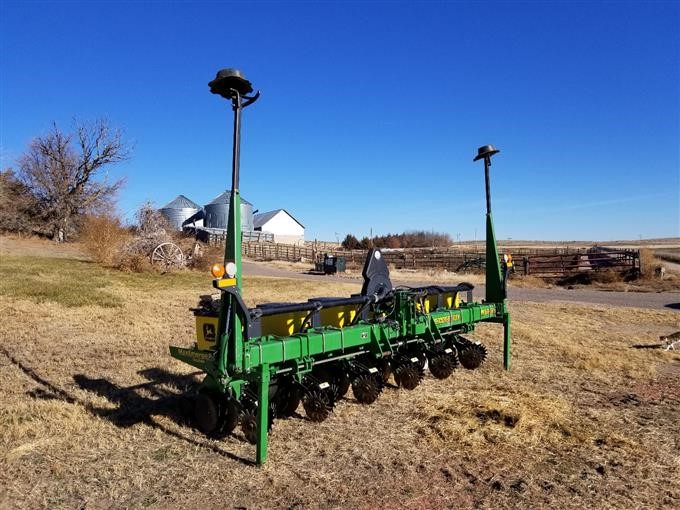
top-left (159, 195), bottom-right (201, 230)
top-left (204, 190), bottom-right (254, 231)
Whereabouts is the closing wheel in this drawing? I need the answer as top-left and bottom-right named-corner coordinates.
top-left (352, 374), bottom-right (382, 404)
top-left (428, 354), bottom-right (457, 379)
top-left (394, 363), bottom-right (424, 390)
top-left (240, 402), bottom-right (274, 444)
top-left (459, 343), bottom-right (487, 370)
top-left (240, 409), bottom-right (258, 444)
top-left (303, 390), bottom-right (332, 422)
top-left (314, 366), bottom-right (349, 401)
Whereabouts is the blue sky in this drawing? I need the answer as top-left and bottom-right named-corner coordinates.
top-left (1, 0), bottom-right (678, 241)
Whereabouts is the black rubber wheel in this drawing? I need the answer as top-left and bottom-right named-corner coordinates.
top-left (336, 371), bottom-right (351, 398)
top-left (221, 398), bottom-right (240, 435)
top-left (275, 384), bottom-right (301, 418)
top-left (195, 393), bottom-right (220, 434)
top-left (195, 392), bottom-right (240, 438)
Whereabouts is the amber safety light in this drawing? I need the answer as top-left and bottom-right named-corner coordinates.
top-left (211, 263), bottom-right (225, 278)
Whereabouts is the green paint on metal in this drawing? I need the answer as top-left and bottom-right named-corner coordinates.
top-left (169, 74), bottom-right (512, 463)
top-left (503, 313), bottom-right (511, 370)
top-left (225, 190), bottom-right (242, 289)
top-left (485, 212), bottom-right (504, 303)
top-left (169, 346), bottom-right (212, 371)
top-left (256, 363), bottom-right (270, 465)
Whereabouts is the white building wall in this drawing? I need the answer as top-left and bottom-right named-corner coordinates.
top-left (271, 234), bottom-right (304, 245)
top-left (260, 211), bottom-right (304, 245)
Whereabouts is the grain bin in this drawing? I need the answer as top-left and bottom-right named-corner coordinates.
top-left (159, 195), bottom-right (201, 230)
top-left (204, 190), bottom-right (254, 231)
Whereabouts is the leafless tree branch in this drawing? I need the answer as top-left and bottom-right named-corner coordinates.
top-left (17, 119), bottom-right (131, 241)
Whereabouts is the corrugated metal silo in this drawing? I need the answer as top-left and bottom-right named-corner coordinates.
top-left (204, 190), bottom-right (254, 231)
top-left (159, 195), bottom-right (201, 230)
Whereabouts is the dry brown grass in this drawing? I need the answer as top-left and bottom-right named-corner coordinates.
top-left (250, 259), bottom-right (489, 287)
top-left (507, 274), bottom-right (551, 288)
top-left (79, 215), bottom-right (131, 266)
top-left (656, 249), bottom-right (680, 264)
top-left (188, 243), bottom-right (224, 272)
top-left (0, 234), bottom-right (89, 260)
top-left (1, 252), bottom-right (679, 509)
top-left (640, 248), bottom-right (656, 275)
top-left (387, 267), bottom-right (487, 286)
top-left (631, 248), bottom-right (680, 292)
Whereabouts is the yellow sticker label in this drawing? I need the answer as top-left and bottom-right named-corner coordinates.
top-left (434, 314), bottom-right (461, 325)
top-left (481, 306), bottom-right (495, 316)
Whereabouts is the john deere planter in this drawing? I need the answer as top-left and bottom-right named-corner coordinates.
top-left (170, 69), bottom-right (512, 464)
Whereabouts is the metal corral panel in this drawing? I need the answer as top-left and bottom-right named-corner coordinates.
top-left (204, 190), bottom-right (254, 231)
top-left (160, 195), bottom-right (201, 230)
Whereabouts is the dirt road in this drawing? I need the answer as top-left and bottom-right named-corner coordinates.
top-left (243, 261), bottom-right (680, 311)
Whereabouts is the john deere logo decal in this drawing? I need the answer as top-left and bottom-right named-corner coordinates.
top-left (203, 323), bottom-right (216, 342)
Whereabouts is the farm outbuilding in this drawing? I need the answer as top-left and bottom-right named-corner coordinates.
top-left (253, 209), bottom-right (305, 245)
top-left (159, 195), bottom-right (201, 230)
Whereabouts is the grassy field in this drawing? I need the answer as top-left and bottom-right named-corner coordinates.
top-left (1, 253), bottom-right (679, 509)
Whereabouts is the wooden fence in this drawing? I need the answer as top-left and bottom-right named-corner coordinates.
top-left (241, 243), bottom-right (485, 270)
top-left (239, 241), bottom-right (640, 278)
top-left (513, 249), bottom-right (640, 278)
top-left (242, 242), bottom-right (314, 261)
top-left (185, 228), bottom-right (274, 245)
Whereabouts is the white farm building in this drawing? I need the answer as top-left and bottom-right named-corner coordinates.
top-left (253, 209), bottom-right (305, 245)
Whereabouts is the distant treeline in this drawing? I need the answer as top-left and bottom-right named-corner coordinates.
top-left (341, 230), bottom-right (452, 250)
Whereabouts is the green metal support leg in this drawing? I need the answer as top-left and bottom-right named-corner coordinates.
top-left (503, 313), bottom-right (511, 370)
top-left (256, 363), bottom-right (270, 465)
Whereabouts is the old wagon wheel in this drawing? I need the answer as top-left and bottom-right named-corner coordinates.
top-left (151, 242), bottom-right (185, 268)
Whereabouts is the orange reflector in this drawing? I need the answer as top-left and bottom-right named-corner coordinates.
top-left (211, 263), bottom-right (225, 278)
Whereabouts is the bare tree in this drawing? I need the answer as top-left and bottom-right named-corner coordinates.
top-left (0, 168), bottom-right (40, 233)
top-left (18, 119), bottom-right (130, 241)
